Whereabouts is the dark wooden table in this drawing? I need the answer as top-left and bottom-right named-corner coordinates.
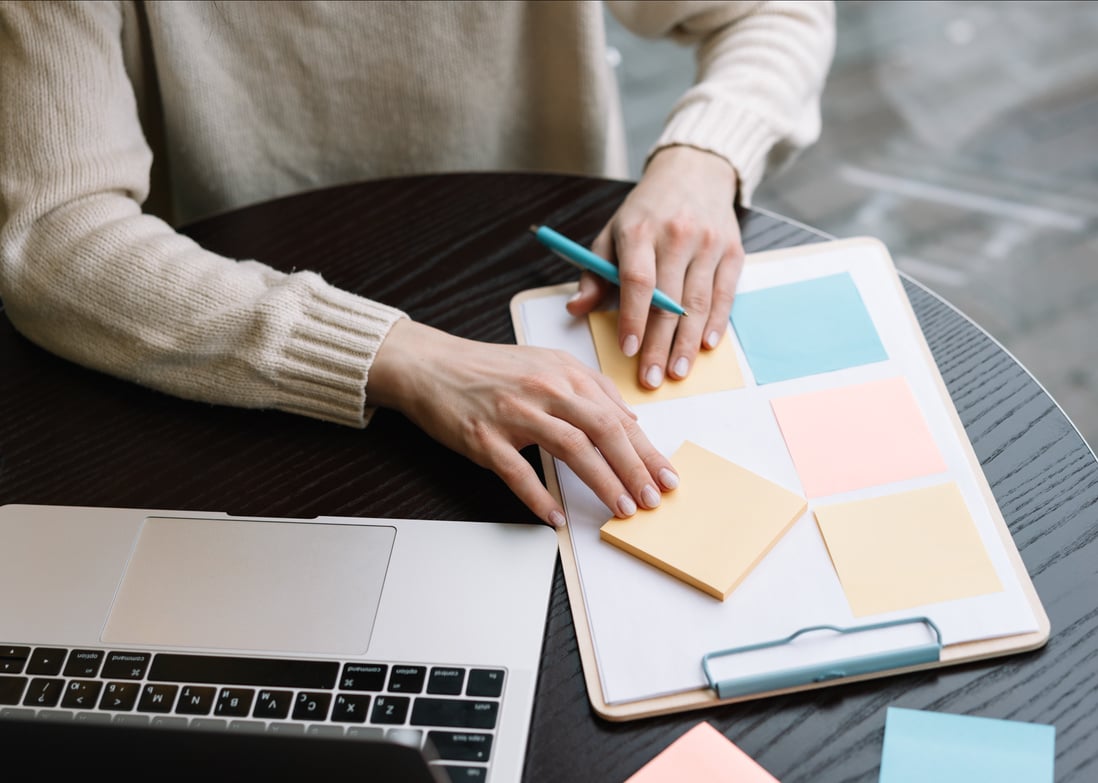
top-left (2, 173), bottom-right (1096, 781)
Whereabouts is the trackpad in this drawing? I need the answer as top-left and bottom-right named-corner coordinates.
top-left (102, 517), bottom-right (395, 656)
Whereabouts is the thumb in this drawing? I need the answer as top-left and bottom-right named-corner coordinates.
top-left (566, 227), bottom-right (615, 316)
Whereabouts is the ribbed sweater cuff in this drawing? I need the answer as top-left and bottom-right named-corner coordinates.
top-left (274, 285), bottom-right (406, 429)
top-left (650, 100), bottom-right (783, 205)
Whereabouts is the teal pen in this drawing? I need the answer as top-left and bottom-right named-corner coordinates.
top-left (529, 224), bottom-right (688, 317)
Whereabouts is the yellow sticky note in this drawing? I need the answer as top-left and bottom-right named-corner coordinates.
top-left (600, 441), bottom-right (807, 600)
top-left (815, 482), bottom-right (1003, 617)
top-left (588, 310), bottom-right (744, 405)
top-left (625, 722), bottom-right (781, 783)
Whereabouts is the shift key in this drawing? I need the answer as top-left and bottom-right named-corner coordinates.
top-left (411, 698), bottom-right (498, 729)
top-left (427, 731), bottom-right (493, 762)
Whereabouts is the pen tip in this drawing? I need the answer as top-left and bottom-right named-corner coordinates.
top-left (529, 224), bottom-right (540, 234)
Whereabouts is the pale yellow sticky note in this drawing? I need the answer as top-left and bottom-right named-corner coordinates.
top-left (600, 441), bottom-right (807, 600)
top-left (625, 721), bottom-right (781, 783)
top-left (815, 482), bottom-right (1003, 617)
top-left (588, 310), bottom-right (744, 405)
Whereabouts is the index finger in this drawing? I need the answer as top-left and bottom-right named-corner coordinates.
top-left (606, 226), bottom-right (657, 359)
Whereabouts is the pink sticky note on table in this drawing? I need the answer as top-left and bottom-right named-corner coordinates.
top-left (771, 376), bottom-right (947, 498)
top-left (625, 722), bottom-right (780, 783)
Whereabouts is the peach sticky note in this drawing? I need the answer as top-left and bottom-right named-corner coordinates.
top-left (600, 441), bottom-right (807, 600)
top-left (814, 482), bottom-right (1003, 616)
top-left (625, 722), bottom-right (781, 783)
top-left (771, 376), bottom-right (947, 497)
top-left (588, 310), bottom-right (744, 405)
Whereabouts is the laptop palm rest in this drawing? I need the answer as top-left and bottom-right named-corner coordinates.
top-left (102, 517), bottom-right (395, 656)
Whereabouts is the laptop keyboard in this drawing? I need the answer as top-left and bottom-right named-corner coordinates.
top-left (1, 645), bottom-right (506, 781)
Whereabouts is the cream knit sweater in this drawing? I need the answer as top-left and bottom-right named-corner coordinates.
top-left (0, 0), bottom-right (834, 427)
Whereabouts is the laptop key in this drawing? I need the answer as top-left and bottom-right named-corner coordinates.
top-left (253, 689), bottom-right (292, 719)
top-left (190, 718), bottom-right (227, 731)
top-left (465, 669), bottom-right (504, 698)
top-left (1, 646), bottom-right (30, 674)
top-left (0, 675), bottom-right (28, 705)
top-left (61, 679), bottom-right (104, 710)
top-left (149, 653), bottom-right (338, 689)
top-left (23, 677), bottom-right (64, 708)
top-left (102, 651), bottom-right (151, 680)
top-left (331, 693), bottom-right (370, 723)
top-left (427, 667), bottom-right (466, 695)
top-left (341, 663), bottom-right (387, 691)
top-left (426, 731), bottom-right (493, 762)
top-left (439, 766), bottom-right (488, 782)
top-left (176, 685), bottom-right (216, 715)
top-left (388, 665), bottom-right (427, 693)
top-left (267, 722), bottom-right (305, 735)
top-left (411, 698), bottom-right (498, 729)
top-left (99, 682), bottom-right (140, 711)
top-left (137, 683), bottom-right (178, 713)
top-left (371, 695), bottom-right (410, 724)
top-left (215, 687), bottom-right (255, 717)
top-left (63, 649), bottom-right (105, 678)
top-left (306, 724), bottom-right (344, 738)
top-left (345, 725), bottom-right (386, 740)
top-left (387, 727), bottom-right (423, 748)
top-left (26, 648), bottom-right (66, 676)
top-left (292, 691), bottom-right (332, 721)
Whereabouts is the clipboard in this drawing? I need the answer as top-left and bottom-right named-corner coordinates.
top-left (510, 237), bottom-right (1049, 721)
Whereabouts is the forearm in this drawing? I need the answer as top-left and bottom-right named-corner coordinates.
top-left (2, 201), bottom-right (404, 427)
top-left (610, 0), bottom-right (837, 202)
top-left (0, 1), bottom-right (404, 427)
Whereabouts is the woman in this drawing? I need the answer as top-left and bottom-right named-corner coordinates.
top-left (0, 0), bottom-right (835, 527)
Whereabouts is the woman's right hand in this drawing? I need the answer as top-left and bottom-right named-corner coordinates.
top-left (367, 319), bottom-right (679, 528)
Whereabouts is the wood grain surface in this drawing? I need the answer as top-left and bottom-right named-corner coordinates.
top-left (1, 173), bottom-right (1095, 781)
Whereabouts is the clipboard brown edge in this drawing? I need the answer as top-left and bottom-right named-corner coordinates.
top-left (508, 237), bottom-right (1050, 722)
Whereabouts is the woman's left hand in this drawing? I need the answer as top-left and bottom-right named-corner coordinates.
top-left (566, 145), bottom-right (744, 389)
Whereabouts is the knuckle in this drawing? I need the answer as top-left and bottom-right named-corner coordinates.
top-left (492, 452), bottom-right (530, 486)
top-left (619, 266), bottom-right (656, 290)
top-left (465, 419), bottom-right (497, 455)
top-left (683, 290), bottom-right (712, 313)
top-left (554, 426), bottom-right (591, 457)
top-left (664, 215), bottom-right (695, 243)
top-left (588, 410), bottom-right (624, 441)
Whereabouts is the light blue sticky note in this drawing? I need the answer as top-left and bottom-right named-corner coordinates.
top-left (731, 272), bottom-right (887, 384)
top-left (878, 707), bottom-right (1055, 783)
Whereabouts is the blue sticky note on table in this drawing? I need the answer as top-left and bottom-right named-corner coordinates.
top-left (731, 272), bottom-right (887, 384)
top-left (879, 707), bottom-right (1055, 783)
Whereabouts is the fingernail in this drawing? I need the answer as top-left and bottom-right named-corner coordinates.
top-left (548, 510), bottom-right (567, 528)
top-left (567, 291), bottom-right (582, 304)
top-left (617, 493), bottom-right (637, 517)
top-left (706, 330), bottom-right (721, 349)
top-left (645, 364), bottom-right (663, 388)
top-left (672, 357), bottom-right (689, 378)
top-left (658, 467), bottom-right (680, 490)
top-left (641, 484), bottom-right (661, 509)
top-left (623, 334), bottom-right (639, 357)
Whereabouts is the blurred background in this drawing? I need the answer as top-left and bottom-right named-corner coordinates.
top-left (607, 0), bottom-right (1097, 450)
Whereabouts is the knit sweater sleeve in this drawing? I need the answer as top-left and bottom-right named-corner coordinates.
top-left (0, 2), bottom-right (405, 428)
top-left (606, 0), bottom-right (836, 203)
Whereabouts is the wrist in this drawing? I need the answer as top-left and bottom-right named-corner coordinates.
top-left (366, 317), bottom-right (423, 413)
top-left (646, 145), bottom-right (739, 201)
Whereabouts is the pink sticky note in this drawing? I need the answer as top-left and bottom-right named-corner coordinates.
top-left (771, 376), bottom-right (947, 497)
top-left (625, 722), bottom-right (780, 783)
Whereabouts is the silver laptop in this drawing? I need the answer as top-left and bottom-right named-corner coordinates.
top-left (0, 504), bottom-right (559, 782)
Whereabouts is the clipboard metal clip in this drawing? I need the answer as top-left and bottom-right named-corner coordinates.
top-left (701, 617), bottom-right (943, 700)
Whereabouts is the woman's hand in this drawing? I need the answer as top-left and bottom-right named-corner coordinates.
top-left (367, 319), bottom-right (679, 528)
top-left (566, 145), bottom-right (744, 389)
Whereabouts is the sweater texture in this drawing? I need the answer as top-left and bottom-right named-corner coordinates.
top-left (0, 0), bottom-right (835, 426)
